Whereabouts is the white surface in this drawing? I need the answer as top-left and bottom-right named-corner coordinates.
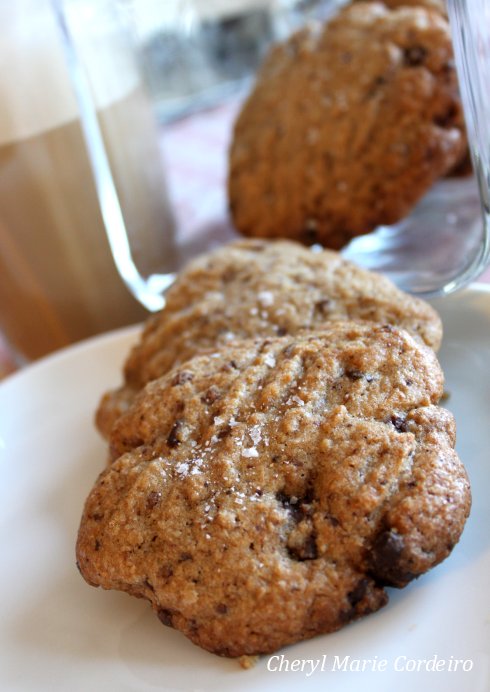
top-left (0, 288), bottom-right (489, 692)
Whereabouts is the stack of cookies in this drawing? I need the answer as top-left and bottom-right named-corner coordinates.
top-left (77, 239), bottom-right (470, 661)
top-left (228, 1), bottom-right (468, 249)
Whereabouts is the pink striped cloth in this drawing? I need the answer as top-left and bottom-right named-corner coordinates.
top-left (1, 99), bottom-right (489, 377)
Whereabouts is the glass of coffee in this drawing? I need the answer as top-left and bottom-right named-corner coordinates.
top-left (0, 0), bottom-right (177, 362)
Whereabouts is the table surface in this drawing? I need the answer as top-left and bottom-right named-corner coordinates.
top-left (1, 99), bottom-right (489, 379)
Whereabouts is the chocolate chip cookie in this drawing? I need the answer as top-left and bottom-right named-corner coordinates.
top-left (96, 239), bottom-right (442, 438)
top-left (356, 0), bottom-right (447, 14)
top-left (78, 323), bottom-right (470, 658)
top-left (228, 2), bottom-right (466, 248)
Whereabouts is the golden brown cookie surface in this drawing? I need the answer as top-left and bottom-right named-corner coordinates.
top-left (228, 2), bottom-right (466, 248)
top-left (355, 0), bottom-right (447, 14)
top-left (79, 324), bottom-right (470, 658)
top-left (96, 239), bottom-right (442, 437)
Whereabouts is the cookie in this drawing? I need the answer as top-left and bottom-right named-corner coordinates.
top-left (228, 2), bottom-right (466, 248)
top-left (353, 0), bottom-right (473, 178)
top-left (96, 239), bottom-right (442, 438)
top-left (78, 324), bottom-right (471, 658)
top-left (355, 0), bottom-right (447, 14)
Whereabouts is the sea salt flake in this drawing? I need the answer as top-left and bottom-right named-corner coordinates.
top-left (175, 462), bottom-right (189, 476)
top-left (257, 290), bottom-right (274, 307)
top-left (249, 427), bottom-right (262, 445)
top-left (264, 353), bottom-right (276, 368)
top-left (242, 447), bottom-right (259, 458)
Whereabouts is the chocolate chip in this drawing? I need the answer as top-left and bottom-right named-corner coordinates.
top-left (217, 424), bottom-right (232, 440)
top-left (345, 369), bottom-right (365, 381)
top-left (326, 513), bottom-right (340, 527)
top-left (344, 367), bottom-right (373, 382)
top-left (202, 385), bottom-right (221, 405)
top-left (259, 339), bottom-right (274, 352)
top-left (172, 371), bottom-right (194, 386)
top-left (179, 552), bottom-right (192, 562)
top-left (347, 578), bottom-right (368, 607)
top-left (301, 533), bottom-right (318, 560)
top-left (167, 419), bottom-right (184, 447)
top-left (282, 343), bottom-right (297, 357)
top-left (304, 226), bottom-right (318, 243)
top-left (434, 103), bottom-right (458, 128)
top-left (220, 360), bottom-right (239, 373)
top-left (390, 415), bottom-right (408, 433)
top-left (276, 491), bottom-right (304, 522)
top-left (216, 603), bottom-right (228, 614)
top-left (159, 563), bottom-right (174, 580)
top-left (404, 45), bottom-right (427, 67)
top-left (288, 532), bottom-right (318, 561)
top-left (157, 608), bottom-right (175, 628)
top-left (370, 529), bottom-right (416, 586)
top-left (146, 491), bottom-right (162, 510)
top-left (277, 326), bottom-right (288, 336)
top-left (315, 299), bottom-right (331, 315)
top-left (94, 539), bottom-right (101, 551)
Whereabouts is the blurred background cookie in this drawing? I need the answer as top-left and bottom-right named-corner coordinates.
top-left (354, 0), bottom-right (447, 15)
top-left (228, 2), bottom-right (466, 248)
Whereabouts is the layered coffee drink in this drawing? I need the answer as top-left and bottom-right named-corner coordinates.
top-left (0, 1), bottom-right (177, 361)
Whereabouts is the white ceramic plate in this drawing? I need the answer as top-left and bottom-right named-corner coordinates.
top-left (1, 287), bottom-right (489, 692)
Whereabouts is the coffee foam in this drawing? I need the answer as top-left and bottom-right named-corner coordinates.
top-left (0, 1), bottom-right (138, 145)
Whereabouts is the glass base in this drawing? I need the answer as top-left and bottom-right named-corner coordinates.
top-left (342, 175), bottom-right (486, 296)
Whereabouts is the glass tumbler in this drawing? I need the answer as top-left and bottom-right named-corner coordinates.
top-left (0, 0), bottom-right (177, 362)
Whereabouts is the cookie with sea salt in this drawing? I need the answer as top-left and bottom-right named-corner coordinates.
top-left (96, 239), bottom-right (442, 438)
top-left (78, 323), bottom-right (470, 658)
top-left (228, 2), bottom-right (466, 248)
